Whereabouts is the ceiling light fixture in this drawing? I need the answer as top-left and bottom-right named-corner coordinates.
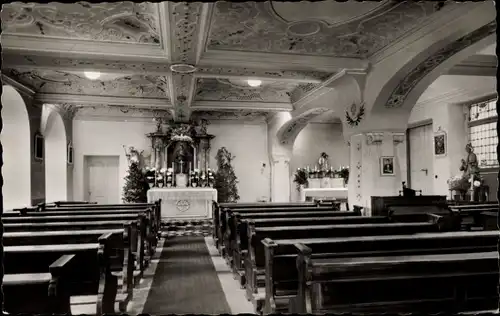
top-left (247, 79), bottom-right (262, 87)
top-left (84, 71), bottom-right (101, 80)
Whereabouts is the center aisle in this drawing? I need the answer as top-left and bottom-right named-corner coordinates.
top-left (142, 237), bottom-right (232, 314)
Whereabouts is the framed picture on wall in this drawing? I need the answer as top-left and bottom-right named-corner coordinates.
top-left (34, 132), bottom-right (44, 161)
top-left (380, 156), bottom-right (395, 176)
top-left (67, 142), bottom-right (74, 164)
top-left (434, 128), bottom-right (447, 157)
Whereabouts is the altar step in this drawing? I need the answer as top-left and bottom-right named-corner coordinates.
top-left (161, 219), bottom-right (213, 237)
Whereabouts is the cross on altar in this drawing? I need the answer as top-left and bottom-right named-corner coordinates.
top-left (179, 160), bottom-right (185, 173)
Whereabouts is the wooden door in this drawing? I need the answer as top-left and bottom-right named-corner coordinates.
top-left (85, 156), bottom-right (119, 204)
top-left (408, 124), bottom-right (434, 194)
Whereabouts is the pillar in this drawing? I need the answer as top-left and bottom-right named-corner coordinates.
top-left (267, 112), bottom-right (294, 202)
top-left (347, 131), bottom-right (407, 216)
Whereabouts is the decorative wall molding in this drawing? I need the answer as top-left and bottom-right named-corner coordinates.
top-left (36, 93), bottom-right (172, 108)
top-left (366, 132), bottom-right (384, 145)
top-left (392, 132), bottom-right (406, 145)
top-left (195, 67), bottom-right (329, 83)
top-left (192, 100), bottom-right (292, 112)
top-left (386, 21), bottom-right (496, 109)
top-left (1, 74), bottom-right (35, 99)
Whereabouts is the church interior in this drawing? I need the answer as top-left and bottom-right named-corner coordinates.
top-left (1, 1), bottom-right (498, 314)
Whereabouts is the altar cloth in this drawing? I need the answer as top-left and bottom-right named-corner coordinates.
top-left (302, 188), bottom-right (348, 201)
top-left (147, 188), bottom-right (217, 220)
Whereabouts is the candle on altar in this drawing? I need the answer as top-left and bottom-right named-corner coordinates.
top-left (189, 162), bottom-right (192, 173)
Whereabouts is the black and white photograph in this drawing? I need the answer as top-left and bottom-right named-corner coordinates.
top-left (380, 156), bottom-right (395, 176)
top-left (1, 0), bottom-right (498, 315)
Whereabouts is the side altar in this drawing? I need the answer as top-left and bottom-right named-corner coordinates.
top-left (144, 119), bottom-right (217, 220)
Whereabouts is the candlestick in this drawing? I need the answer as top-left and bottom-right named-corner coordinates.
top-left (190, 162), bottom-right (192, 172)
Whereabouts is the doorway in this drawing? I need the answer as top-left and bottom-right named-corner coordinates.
top-left (408, 123), bottom-right (434, 194)
top-left (84, 155), bottom-right (120, 204)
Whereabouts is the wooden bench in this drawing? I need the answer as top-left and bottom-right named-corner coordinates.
top-left (448, 205), bottom-right (499, 230)
top-left (212, 202), bottom-right (322, 250)
top-left (261, 230), bottom-right (500, 314)
top-left (224, 209), bottom-right (360, 264)
top-left (35, 201), bottom-right (162, 236)
top-left (3, 218), bottom-right (149, 275)
top-left (3, 232), bottom-right (129, 315)
top-left (219, 206), bottom-right (343, 255)
top-left (244, 220), bottom-right (444, 307)
top-left (230, 214), bottom-right (374, 285)
top-left (291, 251), bottom-right (499, 314)
top-left (6, 206), bottom-right (159, 252)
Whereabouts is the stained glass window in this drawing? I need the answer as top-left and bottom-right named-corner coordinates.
top-left (468, 98), bottom-right (498, 168)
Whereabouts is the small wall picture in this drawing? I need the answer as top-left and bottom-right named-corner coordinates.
top-left (434, 129), bottom-right (447, 157)
top-left (67, 142), bottom-right (74, 164)
top-left (380, 156), bottom-right (395, 176)
top-left (34, 132), bottom-right (44, 161)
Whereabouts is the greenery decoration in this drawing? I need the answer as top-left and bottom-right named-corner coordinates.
top-left (345, 103), bottom-right (365, 127)
top-left (214, 147), bottom-right (240, 202)
top-left (122, 162), bottom-right (148, 203)
top-left (293, 168), bottom-right (309, 191)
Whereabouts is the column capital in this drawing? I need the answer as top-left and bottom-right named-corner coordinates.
top-left (365, 132), bottom-right (384, 145)
top-left (392, 132), bottom-right (406, 145)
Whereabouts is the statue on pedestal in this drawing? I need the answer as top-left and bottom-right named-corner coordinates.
top-left (318, 152), bottom-right (330, 172)
top-left (460, 143), bottom-right (479, 179)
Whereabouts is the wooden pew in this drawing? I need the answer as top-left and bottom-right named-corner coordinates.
top-left (230, 214), bottom-right (375, 284)
top-left (37, 199), bottom-right (161, 239)
top-left (224, 209), bottom-right (359, 263)
top-left (448, 204), bottom-right (499, 230)
top-left (3, 233), bottom-right (128, 315)
top-left (219, 206), bottom-right (343, 255)
top-left (261, 230), bottom-right (499, 314)
top-left (292, 251), bottom-right (499, 314)
top-left (3, 218), bottom-right (149, 276)
top-left (244, 220), bottom-right (444, 307)
top-left (212, 202), bottom-right (321, 250)
top-left (5, 208), bottom-right (157, 259)
top-left (36, 201), bottom-right (162, 237)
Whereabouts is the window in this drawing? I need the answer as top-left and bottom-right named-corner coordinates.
top-left (468, 98), bottom-right (498, 168)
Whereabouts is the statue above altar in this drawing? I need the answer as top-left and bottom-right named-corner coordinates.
top-left (146, 118), bottom-right (215, 189)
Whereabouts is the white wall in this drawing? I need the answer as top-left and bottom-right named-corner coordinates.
top-left (73, 119), bottom-right (271, 203)
top-left (208, 120), bottom-right (271, 202)
top-left (73, 120), bottom-right (156, 201)
top-left (409, 101), bottom-right (467, 196)
top-left (1, 85), bottom-right (31, 210)
top-left (290, 123), bottom-right (349, 200)
top-left (45, 113), bottom-right (68, 202)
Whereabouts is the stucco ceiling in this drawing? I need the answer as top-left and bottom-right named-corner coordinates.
top-left (0, 1), bottom-right (495, 123)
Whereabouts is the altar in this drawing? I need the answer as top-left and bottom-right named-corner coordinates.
top-left (148, 187), bottom-right (217, 220)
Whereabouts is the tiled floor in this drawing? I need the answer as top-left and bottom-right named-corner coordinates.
top-left (204, 237), bottom-right (255, 314)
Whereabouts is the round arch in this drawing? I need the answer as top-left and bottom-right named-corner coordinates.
top-left (1, 85), bottom-right (32, 210)
top-left (43, 106), bottom-right (68, 203)
top-left (370, 22), bottom-right (496, 119)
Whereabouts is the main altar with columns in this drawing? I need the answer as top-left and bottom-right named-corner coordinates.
top-left (145, 119), bottom-right (217, 221)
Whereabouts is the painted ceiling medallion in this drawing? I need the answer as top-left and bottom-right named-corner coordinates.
top-left (286, 21), bottom-right (321, 37)
top-left (170, 64), bottom-right (197, 74)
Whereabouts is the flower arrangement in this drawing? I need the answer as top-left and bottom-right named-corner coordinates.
top-left (144, 166), bottom-right (156, 187)
top-left (166, 167), bottom-right (174, 187)
top-left (293, 168), bottom-right (309, 191)
top-left (156, 168), bottom-right (166, 187)
top-left (207, 168), bottom-right (215, 187)
top-left (190, 168), bottom-right (200, 187)
top-left (338, 166), bottom-right (349, 184)
top-left (447, 175), bottom-right (470, 193)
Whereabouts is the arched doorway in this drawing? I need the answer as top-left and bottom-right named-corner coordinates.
top-left (43, 108), bottom-right (68, 202)
top-left (1, 85), bottom-right (31, 210)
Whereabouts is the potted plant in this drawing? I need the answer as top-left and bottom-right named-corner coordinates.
top-left (293, 168), bottom-right (309, 201)
top-left (447, 175), bottom-right (470, 200)
top-left (144, 167), bottom-right (156, 188)
top-left (338, 166), bottom-right (349, 187)
top-left (207, 168), bottom-right (215, 187)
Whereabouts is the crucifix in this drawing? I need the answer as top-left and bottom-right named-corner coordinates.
top-left (179, 160), bottom-right (185, 174)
